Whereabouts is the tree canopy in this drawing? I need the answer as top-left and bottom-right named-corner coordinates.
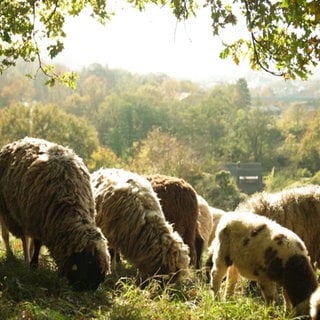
top-left (0, 1), bottom-right (319, 83)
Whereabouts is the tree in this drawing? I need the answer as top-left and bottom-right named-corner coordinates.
top-left (297, 110), bottom-right (320, 173)
top-left (232, 78), bottom-right (251, 108)
top-left (0, 103), bottom-right (99, 161)
top-left (210, 0), bottom-right (320, 79)
top-left (129, 128), bottom-right (202, 181)
top-left (0, 0), bottom-right (111, 87)
top-left (1, 1), bottom-right (319, 83)
top-left (97, 91), bottom-right (168, 157)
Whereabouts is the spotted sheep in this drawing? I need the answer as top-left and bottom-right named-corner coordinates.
top-left (0, 137), bottom-right (110, 291)
top-left (208, 210), bottom-right (317, 316)
top-left (237, 184), bottom-right (320, 268)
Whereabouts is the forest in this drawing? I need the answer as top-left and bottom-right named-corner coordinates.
top-left (1, 61), bottom-right (320, 210)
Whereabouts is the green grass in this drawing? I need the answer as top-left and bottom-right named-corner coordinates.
top-left (0, 240), bottom-right (308, 320)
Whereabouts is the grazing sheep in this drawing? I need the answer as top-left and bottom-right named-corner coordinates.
top-left (146, 174), bottom-right (199, 268)
top-left (209, 210), bottom-right (318, 316)
top-left (237, 184), bottom-right (320, 267)
top-left (310, 287), bottom-right (320, 320)
top-left (0, 137), bottom-right (110, 291)
top-left (91, 168), bottom-right (190, 282)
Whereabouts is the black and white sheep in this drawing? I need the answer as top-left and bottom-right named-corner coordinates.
top-left (237, 184), bottom-right (320, 267)
top-left (91, 168), bottom-right (190, 282)
top-left (145, 174), bottom-right (200, 268)
top-left (208, 210), bottom-right (318, 316)
top-left (0, 137), bottom-right (110, 291)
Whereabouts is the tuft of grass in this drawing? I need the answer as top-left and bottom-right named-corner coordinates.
top-left (0, 239), bottom-right (310, 320)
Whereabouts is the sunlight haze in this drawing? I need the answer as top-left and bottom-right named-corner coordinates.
top-left (53, 2), bottom-right (251, 83)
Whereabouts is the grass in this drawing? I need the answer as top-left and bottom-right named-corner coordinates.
top-left (0, 240), bottom-right (309, 320)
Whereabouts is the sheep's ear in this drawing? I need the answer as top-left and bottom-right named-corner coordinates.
top-left (71, 264), bottom-right (78, 271)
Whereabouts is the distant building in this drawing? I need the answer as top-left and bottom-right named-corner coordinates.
top-left (225, 162), bottom-right (263, 195)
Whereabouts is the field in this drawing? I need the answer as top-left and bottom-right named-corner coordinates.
top-left (0, 239), bottom-right (304, 320)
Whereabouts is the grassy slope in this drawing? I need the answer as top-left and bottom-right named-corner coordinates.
top-left (0, 240), bottom-right (303, 320)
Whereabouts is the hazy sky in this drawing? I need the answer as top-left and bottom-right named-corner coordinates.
top-left (53, 2), bottom-right (251, 82)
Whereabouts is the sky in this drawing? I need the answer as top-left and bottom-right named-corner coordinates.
top-left (53, 2), bottom-right (252, 83)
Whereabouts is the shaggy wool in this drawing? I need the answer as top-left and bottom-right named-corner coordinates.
top-left (146, 174), bottom-right (199, 267)
top-left (91, 168), bottom-right (190, 282)
top-left (0, 137), bottom-right (110, 290)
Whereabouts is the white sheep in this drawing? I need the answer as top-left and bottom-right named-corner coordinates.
top-left (0, 137), bottom-right (111, 291)
top-left (91, 168), bottom-right (190, 282)
top-left (208, 210), bottom-right (318, 316)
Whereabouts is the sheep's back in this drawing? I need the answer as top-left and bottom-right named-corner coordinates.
top-left (237, 185), bottom-right (320, 266)
top-left (0, 137), bottom-right (95, 244)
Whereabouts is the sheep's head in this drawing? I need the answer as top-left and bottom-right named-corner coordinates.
top-left (62, 247), bottom-right (110, 291)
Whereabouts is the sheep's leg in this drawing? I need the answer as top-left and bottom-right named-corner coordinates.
top-left (224, 265), bottom-right (239, 299)
top-left (210, 259), bottom-right (229, 299)
top-left (22, 236), bottom-right (33, 263)
top-left (282, 289), bottom-right (292, 312)
top-left (109, 247), bottom-right (120, 273)
top-left (1, 223), bottom-right (12, 257)
top-left (205, 252), bottom-right (213, 283)
top-left (30, 239), bottom-right (42, 268)
top-left (258, 279), bottom-right (276, 305)
top-left (195, 233), bottom-right (204, 269)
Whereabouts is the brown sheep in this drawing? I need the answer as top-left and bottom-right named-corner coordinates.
top-left (237, 184), bottom-right (320, 267)
top-left (209, 210), bottom-right (318, 316)
top-left (91, 168), bottom-right (190, 282)
top-left (0, 137), bottom-right (110, 291)
top-left (146, 174), bottom-right (199, 268)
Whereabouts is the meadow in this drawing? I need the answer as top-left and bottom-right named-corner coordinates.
top-left (0, 239), bottom-right (303, 320)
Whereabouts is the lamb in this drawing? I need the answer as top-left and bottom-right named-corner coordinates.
top-left (0, 137), bottom-right (110, 291)
top-left (208, 210), bottom-right (318, 316)
top-left (236, 184), bottom-right (320, 267)
top-left (146, 174), bottom-right (200, 268)
top-left (91, 168), bottom-right (190, 282)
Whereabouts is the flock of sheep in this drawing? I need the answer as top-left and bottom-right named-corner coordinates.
top-left (0, 137), bottom-right (320, 319)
